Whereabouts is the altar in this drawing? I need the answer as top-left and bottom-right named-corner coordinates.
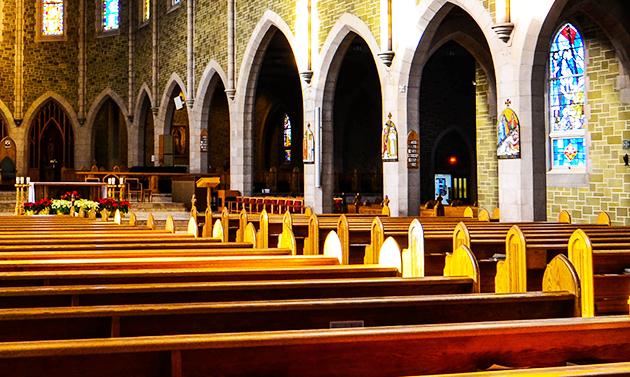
top-left (28, 182), bottom-right (108, 202)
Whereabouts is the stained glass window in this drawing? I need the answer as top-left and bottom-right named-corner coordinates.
top-left (42, 0), bottom-right (64, 36)
top-left (103, 0), bottom-right (119, 31)
top-left (549, 23), bottom-right (586, 167)
top-left (172, 0), bottom-right (181, 5)
top-left (142, 0), bottom-right (150, 22)
top-left (283, 114), bottom-right (292, 162)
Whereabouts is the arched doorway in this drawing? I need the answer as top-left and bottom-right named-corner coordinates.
top-left (253, 29), bottom-right (304, 194)
top-left (332, 35), bottom-right (382, 198)
top-left (138, 94), bottom-right (155, 167)
top-left (92, 98), bottom-right (128, 170)
top-left (206, 80), bottom-right (230, 174)
top-left (420, 40), bottom-right (477, 205)
top-left (164, 86), bottom-right (189, 167)
top-left (28, 101), bottom-right (74, 182)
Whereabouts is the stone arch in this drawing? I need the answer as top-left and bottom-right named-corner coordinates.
top-left (0, 99), bottom-right (16, 131)
top-left (22, 92), bottom-right (81, 176)
top-left (232, 10), bottom-right (301, 195)
top-left (429, 125), bottom-right (477, 201)
top-left (131, 83), bottom-right (154, 167)
top-left (86, 89), bottom-right (131, 164)
top-left (157, 72), bottom-right (188, 137)
top-left (311, 13), bottom-right (388, 212)
top-left (191, 60), bottom-right (229, 174)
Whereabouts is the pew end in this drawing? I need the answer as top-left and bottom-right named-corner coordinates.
top-left (78, 207), bottom-right (86, 218)
top-left (402, 219), bottom-right (424, 278)
top-left (568, 229), bottom-right (595, 317)
top-left (444, 244), bottom-right (480, 293)
top-left (146, 213), bottom-right (156, 230)
top-left (113, 209), bottom-right (122, 225)
top-left (558, 209), bottom-right (572, 224)
top-left (89, 207), bottom-right (96, 220)
top-left (323, 231), bottom-right (343, 264)
top-left (165, 215), bottom-right (175, 233)
top-left (379, 237), bottom-right (402, 275)
top-left (542, 254), bottom-right (582, 317)
top-left (492, 208), bottom-right (500, 221)
top-left (496, 225), bottom-right (528, 294)
top-left (478, 208), bottom-right (491, 222)
top-left (259, 209), bottom-right (269, 249)
top-left (212, 220), bottom-right (225, 241)
top-left (277, 227), bottom-right (297, 255)
top-left (243, 222), bottom-right (258, 247)
top-left (597, 211), bottom-right (611, 226)
top-left (128, 212), bottom-right (137, 226)
top-left (100, 209), bottom-right (109, 222)
top-left (187, 217), bottom-right (198, 238)
top-left (237, 209), bottom-right (248, 243)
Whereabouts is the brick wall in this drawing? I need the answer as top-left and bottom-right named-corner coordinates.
top-left (547, 17), bottom-right (630, 225)
top-left (158, 0), bottom-right (187, 93)
top-left (475, 62), bottom-right (498, 211)
top-left (23, 0), bottom-right (80, 110)
top-left (86, 0), bottom-right (130, 107)
top-left (317, 0), bottom-right (379, 52)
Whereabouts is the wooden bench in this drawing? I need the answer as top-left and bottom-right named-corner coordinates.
top-left (421, 362), bottom-right (630, 377)
top-left (568, 228), bottom-right (630, 316)
top-left (1, 316), bottom-right (627, 376)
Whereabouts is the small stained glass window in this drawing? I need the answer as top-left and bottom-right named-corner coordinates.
top-left (143, 0), bottom-right (150, 22)
top-left (172, 0), bottom-right (181, 5)
top-left (283, 114), bottom-right (292, 162)
top-left (103, 0), bottom-right (119, 31)
top-left (42, 0), bottom-right (64, 36)
top-left (549, 23), bottom-right (586, 168)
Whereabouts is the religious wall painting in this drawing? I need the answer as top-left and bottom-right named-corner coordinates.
top-left (497, 108), bottom-right (520, 159)
top-left (171, 126), bottom-right (187, 157)
top-left (283, 113), bottom-right (292, 162)
top-left (382, 114), bottom-right (398, 162)
top-left (303, 123), bottom-right (314, 163)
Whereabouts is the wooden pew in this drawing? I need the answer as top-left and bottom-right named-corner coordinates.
top-left (415, 361), bottom-right (630, 376)
top-left (568, 228), bottom-right (630, 316)
top-left (0, 250), bottom-right (580, 342)
top-left (2, 315), bottom-right (628, 376)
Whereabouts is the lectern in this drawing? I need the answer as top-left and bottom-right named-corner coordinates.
top-left (196, 177), bottom-right (221, 211)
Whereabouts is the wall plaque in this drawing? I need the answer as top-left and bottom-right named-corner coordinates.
top-left (407, 130), bottom-right (419, 169)
top-left (200, 129), bottom-right (208, 153)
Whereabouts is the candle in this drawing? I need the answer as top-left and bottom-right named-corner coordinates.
top-left (20, 177), bottom-right (24, 184)
top-left (120, 177), bottom-right (124, 185)
top-left (16, 177), bottom-right (19, 184)
top-left (26, 177), bottom-right (30, 184)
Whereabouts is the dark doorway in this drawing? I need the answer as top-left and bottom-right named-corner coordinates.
top-left (333, 35), bottom-right (382, 196)
top-left (419, 40), bottom-right (477, 205)
top-left (253, 29), bottom-right (304, 194)
top-left (92, 99), bottom-right (128, 170)
top-left (29, 101), bottom-right (74, 182)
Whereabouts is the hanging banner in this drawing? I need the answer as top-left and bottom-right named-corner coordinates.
top-left (407, 130), bottom-right (419, 169)
top-left (303, 123), bottom-right (315, 163)
top-left (382, 114), bottom-right (398, 162)
top-left (497, 108), bottom-right (520, 159)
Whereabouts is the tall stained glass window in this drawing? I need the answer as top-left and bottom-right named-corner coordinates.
top-left (103, 0), bottom-right (119, 31)
top-left (283, 114), bottom-right (292, 162)
top-left (549, 23), bottom-right (586, 167)
top-left (42, 0), bottom-right (64, 36)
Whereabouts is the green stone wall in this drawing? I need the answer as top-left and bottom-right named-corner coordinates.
top-left (158, 0), bottom-right (187, 94)
top-left (316, 0), bottom-right (380, 52)
top-left (23, 0), bottom-right (80, 110)
top-left (134, 21), bottom-right (152, 103)
top-left (0, 0), bottom-right (15, 114)
top-left (235, 0), bottom-right (297, 82)
top-left (547, 17), bottom-right (630, 225)
top-left (475, 63), bottom-right (498, 211)
top-left (194, 0), bottom-right (228, 87)
top-left (85, 0), bottom-right (130, 108)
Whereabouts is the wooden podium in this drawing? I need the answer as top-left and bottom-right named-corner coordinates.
top-left (196, 177), bottom-right (221, 211)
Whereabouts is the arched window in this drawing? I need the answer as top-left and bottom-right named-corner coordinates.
top-left (283, 113), bottom-right (292, 162)
top-left (549, 23), bottom-right (586, 168)
top-left (39, 0), bottom-right (65, 39)
top-left (102, 0), bottom-right (120, 31)
top-left (141, 0), bottom-right (150, 23)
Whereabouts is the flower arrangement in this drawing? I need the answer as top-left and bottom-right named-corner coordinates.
top-left (97, 198), bottom-right (130, 215)
top-left (24, 194), bottom-right (129, 215)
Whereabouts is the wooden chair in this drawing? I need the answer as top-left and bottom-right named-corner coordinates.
top-left (126, 178), bottom-right (143, 202)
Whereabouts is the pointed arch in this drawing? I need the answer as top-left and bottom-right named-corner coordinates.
top-left (132, 83), bottom-right (154, 167)
top-left (231, 10), bottom-right (301, 195)
top-left (157, 72), bottom-right (187, 137)
top-left (0, 99), bottom-right (16, 131)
